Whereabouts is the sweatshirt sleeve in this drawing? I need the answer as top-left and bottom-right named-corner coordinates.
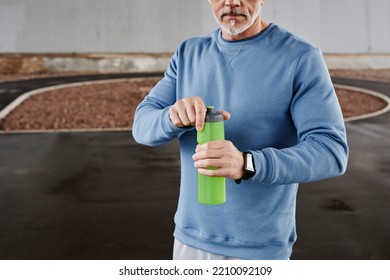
top-left (250, 48), bottom-right (349, 185)
top-left (132, 48), bottom-right (193, 147)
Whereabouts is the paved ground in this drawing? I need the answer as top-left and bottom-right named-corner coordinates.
top-left (0, 76), bottom-right (389, 260)
top-left (294, 78), bottom-right (390, 260)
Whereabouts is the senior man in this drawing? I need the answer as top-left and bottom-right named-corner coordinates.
top-left (132, 0), bottom-right (348, 260)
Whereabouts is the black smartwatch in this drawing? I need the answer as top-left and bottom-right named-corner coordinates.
top-left (235, 152), bottom-right (256, 184)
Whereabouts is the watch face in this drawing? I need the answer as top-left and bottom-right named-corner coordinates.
top-left (246, 153), bottom-right (255, 172)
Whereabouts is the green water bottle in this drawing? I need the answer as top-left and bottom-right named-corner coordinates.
top-left (197, 106), bottom-right (226, 205)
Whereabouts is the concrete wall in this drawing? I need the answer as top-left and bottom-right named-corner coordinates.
top-left (0, 0), bottom-right (389, 54)
top-left (264, 0), bottom-right (390, 54)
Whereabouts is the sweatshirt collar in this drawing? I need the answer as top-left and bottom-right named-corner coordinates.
top-left (216, 23), bottom-right (275, 48)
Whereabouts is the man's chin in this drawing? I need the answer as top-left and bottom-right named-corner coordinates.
top-left (221, 24), bottom-right (249, 36)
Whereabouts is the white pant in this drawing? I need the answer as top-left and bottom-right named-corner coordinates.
top-left (173, 239), bottom-right (242, 260)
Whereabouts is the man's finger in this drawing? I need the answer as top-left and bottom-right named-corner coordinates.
top-left (221, 110), bottom-right (231, 121)
top-left (197, 167), bottom-right (225, 177)
top-left (169, 107), bottom-right (184, 127)
top-left (185, 105), bottom-right (197, 127)
top-left (175, 106), bottom-right (192, 127)
top-left (192, 149), bottom-right (224, 161)
top-left (194, 158), bottom-right (223, 169)
top-left (196, 140), bottom-right (226, 152)
top-left (194, 98), bottom-right (206, 131)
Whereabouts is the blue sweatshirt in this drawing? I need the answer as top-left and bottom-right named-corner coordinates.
top-left (132, 24), bottom-right (348, 260)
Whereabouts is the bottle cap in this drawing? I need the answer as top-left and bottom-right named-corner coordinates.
top-left (205, 106), bottom-right (224, 122)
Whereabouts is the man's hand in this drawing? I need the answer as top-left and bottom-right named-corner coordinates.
top-left (193, 140), bottom-right (245, 180)
top-left (169, 96), bottom-right (230, 131)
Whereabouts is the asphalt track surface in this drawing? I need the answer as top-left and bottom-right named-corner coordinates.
top-left (0, 74), bottom-right (389, 260)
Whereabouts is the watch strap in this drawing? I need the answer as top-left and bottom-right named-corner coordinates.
top-left (235, 152), bottom-right (255, 184)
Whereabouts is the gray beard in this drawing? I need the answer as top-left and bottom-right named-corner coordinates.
top-left (222, 19), bottom-right (251, 36)
top-left (214, 6), bottom-right (262, 37)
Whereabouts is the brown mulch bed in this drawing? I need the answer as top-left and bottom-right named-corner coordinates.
top-left (334, 87), bottom-right (387, 118)
top-left (0, 76), bottom-right (388, 131)
top-left (0, 78), bottom-right (160, 131)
